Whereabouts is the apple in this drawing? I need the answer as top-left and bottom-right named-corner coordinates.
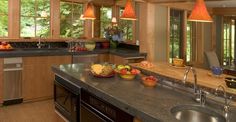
top-left (120, 69), bottom-right (127, 75)
top-left (1, 41), bottom-right (8, 46)
top-left (131, 69), bottom-right (140, 75)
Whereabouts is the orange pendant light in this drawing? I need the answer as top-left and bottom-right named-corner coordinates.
top-left (188, 0), bottom-right (213, 22)
top-left (120, 0), bottom-right (137, 20)
top-left (83, 2), bottom-right (96, 20)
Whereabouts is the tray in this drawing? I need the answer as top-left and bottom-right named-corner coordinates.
top-left (90, 71), bottom-right (115, 78)
top-left (169, 64), bottom-right (187, 69)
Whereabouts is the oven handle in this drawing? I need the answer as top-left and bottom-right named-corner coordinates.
top-left (81, 100), bottom-right (114, 122)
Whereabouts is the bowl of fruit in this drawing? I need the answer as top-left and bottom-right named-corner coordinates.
top-left (0, 41), bottom-right (13, 51)
top-left (116, 65), bottom-right (140, 80)
top-left (142, 76), bottom-right (157, 87)
top-left (90, 64), bottom-right (115, 78)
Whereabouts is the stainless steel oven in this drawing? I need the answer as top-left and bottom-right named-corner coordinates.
top-left (80, 89), bottom-right (134, 122)
top-left (54, 75), bottom-right (80, 122)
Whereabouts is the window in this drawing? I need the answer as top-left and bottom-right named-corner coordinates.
top-left (119, 7), bottom-right (133, 41)
top-left (186, 21), bottom-right (196, 63)
top-left (0, 0), bottom-right (8, 37)
top-left (100, 7), bottom-right (112, 38)
top-left (223, 18), bottom-right (235, 66)
top-left (60, 1), bottom-right (84, 38)
top-left (169, 9), bottom-right (184, 63)
top-left (20, 0), bottom-right (50, 37)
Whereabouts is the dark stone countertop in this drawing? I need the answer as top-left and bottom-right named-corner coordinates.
top-left (52, 63), bottom-right (236, 122)
top-left (0, 48), bottom-right (147, 58)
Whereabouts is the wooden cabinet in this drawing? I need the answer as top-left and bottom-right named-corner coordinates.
top-left (109, 55), bottom-right (127, 64)
top-left (22, 56), bottom-right (71, 102)
top-left (97, 54), bottom-right (109, 63)
top-left (109, 54), bottom-right (145, 65)
top-left (0, 58), bottom-right (3, 104)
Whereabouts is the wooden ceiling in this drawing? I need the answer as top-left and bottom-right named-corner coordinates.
top-left (143, 0), bottom-right (233, 3)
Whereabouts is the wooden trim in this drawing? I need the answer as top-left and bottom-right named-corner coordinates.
top-left (166, 7), bottom-right (170, 62)
top-left (220, 17), bottom-right (224, 65)
top-left (51, 0), bottom-right (60, 38)
top-left (213, 7), bottom-right (236, 16)
top-left (8, 0), bottom-right (20, 38)
top-left (182, 10), bottom-right (187, 62)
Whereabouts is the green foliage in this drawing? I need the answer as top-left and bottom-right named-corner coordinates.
top-left (20, 0), bottom-right (50, 37)
top-left (100, 7), bottom-right (112, 38)
top-left (60, 2), bottom-right (84, 38)
top-left (0, 0), bottom-right (8, 37)
top-left (119, 8), bottom-right (133, 41)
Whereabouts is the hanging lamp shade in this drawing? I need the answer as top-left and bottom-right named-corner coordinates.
top-left (83, 2), bottom-right (96, 20)
top-left (120, 0), bottom-right (137, 20)
top-left (188, 0), bottom-right (212, 22)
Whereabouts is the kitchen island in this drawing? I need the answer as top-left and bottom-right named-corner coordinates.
top-left (52, 63), bottom-right (236, 122)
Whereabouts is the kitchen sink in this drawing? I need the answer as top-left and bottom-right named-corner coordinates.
top-left (170, 104), bottom-right (226, 122)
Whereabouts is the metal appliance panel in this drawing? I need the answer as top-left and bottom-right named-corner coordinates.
top-left (3, 69), bottom-right (22, 100)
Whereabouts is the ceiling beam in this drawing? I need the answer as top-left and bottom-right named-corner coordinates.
top-left (147, 0), bottom-right (233, 3)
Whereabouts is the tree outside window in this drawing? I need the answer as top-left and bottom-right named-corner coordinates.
top-left (169, 9), bottom-right (184, 63)
top-left (21, 0), bottom-right (50, 37)
top-left (119, 7), bottom-right (133, 41)
top-left (100, 7), bottom-right (112, 38)
top-left (0, 0), bottom-right (8, 37)
top-left (60, 1), bottom-right (84, 38)
top-left (223, 18), bottom-right (235, 66)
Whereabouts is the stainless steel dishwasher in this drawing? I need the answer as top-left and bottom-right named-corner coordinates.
top-left (3, 57), bottom-right (23, 105)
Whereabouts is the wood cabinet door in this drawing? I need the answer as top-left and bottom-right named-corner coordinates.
top-left (109, 54), bottom-right (128, 65)
top-left (97, 54), bottom-right (109, 63)
top-left (22, 56), bottom-right (71, 101)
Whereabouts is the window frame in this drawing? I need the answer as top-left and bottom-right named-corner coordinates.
top-left (59, 1), bottom-right (85, 38)
top-left (20, 0), bottom-right (51, 38)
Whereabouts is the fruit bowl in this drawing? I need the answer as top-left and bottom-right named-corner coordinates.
top-left (119, 74), bottom-right (136, 80)
top-left (115, 65), bottom-right (140, 80)
top-left (142, 76), bottom-right (157, 87)
top-left (91, 70), bottom-right (115, 78)
top-left (173, 58), bottom-right (184, 67)
top-left (90, 64), bottom-right (115, 78)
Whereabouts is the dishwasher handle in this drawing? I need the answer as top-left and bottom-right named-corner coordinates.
top-left (4, 68), bottom-right (23, 72)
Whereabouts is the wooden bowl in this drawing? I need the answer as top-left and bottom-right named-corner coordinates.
top-left (142, 77), bottom-right (157, 87)
top-left (225, 77), bottom-right (236, 89)
top-left (173, 58), bottom-right (184, 67)
top-left (119, 74), bottom-right (136, 80)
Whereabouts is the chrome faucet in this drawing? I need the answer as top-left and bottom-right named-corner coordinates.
top-left (215, 85), bottom-right (230, 118)
top-left (37, 34), bottom-right (44, 48)
top-left (183, 66), bottom-right (206, 105)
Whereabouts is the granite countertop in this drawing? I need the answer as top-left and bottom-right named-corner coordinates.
top-left (52, 63), bottom-right (236, 122)
top-left (0, 48), bottom-right (147, 58)
top-left (131, 62), bottom-right (236, 102)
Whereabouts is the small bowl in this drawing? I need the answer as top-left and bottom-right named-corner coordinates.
top-left (142, 76), bottom-right (157, 87)
top-left (85, 42), bottom-right (96, 51)
top-left (119, 74), bottom-right (136, 80)
top-left (102, 42), bottom-right (109, 49)
top-left (225, 77), bottom-right (236, 88)
top-left (173, 58), bottom-right (184, 67)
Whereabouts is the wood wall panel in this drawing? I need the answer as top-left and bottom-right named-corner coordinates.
top-left (0, 58), bottom-right (3, 104)
top-left (22, 56), bottom-right (71, 102)
top-left (8, 0), bottom-right (20, 38)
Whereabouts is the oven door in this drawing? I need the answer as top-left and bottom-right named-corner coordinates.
top-left (80, 101), bottom-right (114, 122)
top-left (54, 80), bottom-right (79, 122)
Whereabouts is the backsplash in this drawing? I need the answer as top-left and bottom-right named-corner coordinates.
top-left (9, 42), bottom-right (68, 48)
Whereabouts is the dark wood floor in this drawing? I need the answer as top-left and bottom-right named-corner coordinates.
top-left (0, 100), bottom-right (65, 122)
